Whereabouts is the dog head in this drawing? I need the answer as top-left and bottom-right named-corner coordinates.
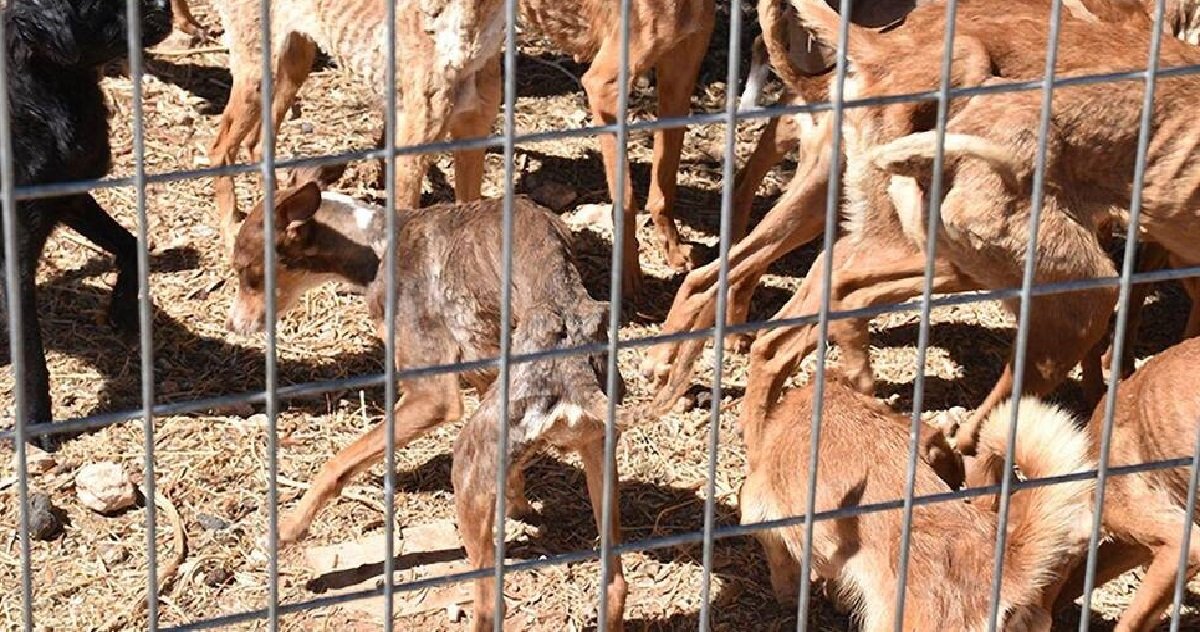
top-left (227, 182), bottom-right (327, 335)
top-left (6, 0), bottom-right (173, 67)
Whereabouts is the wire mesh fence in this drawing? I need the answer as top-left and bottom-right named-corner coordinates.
top-left (3, 0), bottom-right (1200, 630)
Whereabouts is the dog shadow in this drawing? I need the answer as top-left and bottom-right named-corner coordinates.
top-left (0, 250), bottom-right (388, 437)
top-left (322, 451), bottom-right (790, 629)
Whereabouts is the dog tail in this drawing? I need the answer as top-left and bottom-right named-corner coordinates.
top-left (868, 131), bottom-right (1023, 191)
top-left (978, 398), bottom-right (1094, 609)
top-left (787, 0), bottom-right (885, 62)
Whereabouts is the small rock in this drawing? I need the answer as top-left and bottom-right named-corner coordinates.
top-left (98, 542), bottom-right (128, 566)
top-left (197, 513), bottom-right (230, 531)
top-left (445, 603), bottom-right (464, 623)
top-left (300, 121), bottom-right (314, 134)
top-left (75, 463), bottom-right (137, 514)
top-left (202, 566), bottom-right (231, 587)
top-left (12, 444), bottom-right (56, 475)
top-left (28, 493), bottom-right (63, 541)
top-left (530, 181), bottom-right (578, 211)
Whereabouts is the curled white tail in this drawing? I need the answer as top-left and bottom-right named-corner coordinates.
top-left (978, 397), bottom-right (1095, 610)
top-left (868, 131), bottom-right (1022, 191)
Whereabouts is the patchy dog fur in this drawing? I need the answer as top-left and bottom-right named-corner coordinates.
top-left (228, 174), bottom-right (627, 630)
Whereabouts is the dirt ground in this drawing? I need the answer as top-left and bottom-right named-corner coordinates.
top-left (2, 1), bottom-right (1199, 630)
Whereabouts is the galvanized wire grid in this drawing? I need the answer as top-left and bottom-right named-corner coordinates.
top-left (2, 0), bottom-right (1200, 630)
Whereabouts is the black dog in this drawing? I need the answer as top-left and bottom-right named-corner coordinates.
top-left (3, 0), bottom-right (171, 443)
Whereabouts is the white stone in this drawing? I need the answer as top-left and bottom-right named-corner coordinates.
top-left (75, 463), bottom-right (137, 513)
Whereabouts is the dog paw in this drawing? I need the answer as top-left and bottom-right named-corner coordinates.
top-left (723, 332), bottom-right (754, 354)
top-left (664, 243), bottom-right (697, 272)
top-left (638, 353), bottom-right (672, 387)
top-left (277, 516), bottom-right (309, 546)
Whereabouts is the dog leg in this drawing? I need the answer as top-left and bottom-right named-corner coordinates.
top-left (645, 27), bottom-right (712, 272)
top-left (448, 55), bottom-right (501, 203)
top-left (59, 195), bottom-right (140, 333)
top-left (758, 530), bottom-right (801, 607)
top-left (10, 218), bottom-right (53, 439)
top-left (279, 373), bottom-right (462, 544)
top-left (210, 69), bottom-right (264, 256)
top-left (1100, 241), bottom-right (1170, 380)
top-left (391, 69), bottom-right (459, 211)
top-left (642, 137), bottom-right (831, 385)
top-left (168, 0), bottom-right (207, 39)
top-left (954, 290), bottom-right (1116, 455)
top-left (730, 110), bottom-right (801, 242)
top-left (577, 429), bottom-right (627, 631)
top-left (451, 405), bottom-right (512, 632)
top-left (581, 37), bottom-right (654, 297)
top-left (250, 34), bottom-right (317, 167)
top-left (1051, 539), bottom-right (1150, 613)
top-left (1113, 511), bottom-right (1200, 632)
top-left (828, 255), bottom-right (975, 397)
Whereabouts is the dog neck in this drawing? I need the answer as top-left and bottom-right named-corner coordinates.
top-left (298, 192), bottom-right (397, 290)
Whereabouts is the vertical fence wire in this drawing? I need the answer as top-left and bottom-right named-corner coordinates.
top-left (597, 0), bottom-right (633, 629)
top-left (696, 2), bottom-right (743, 630)
top-left (123, 0), bottom-right (159, 628)
top-left (985, 0), bottom-right (1065, 629)
top-left (0, 6), bottom-right (33, 631)
top-left (380, 0), bottom-right (400, 627)
top-left (892, 0), bottom-right (960, 628)
top-left (1077, 1), bottom-right (1167, 630)
top-left (255, 0), bottom-right (281, 627)
top-left (795, 0), bottom-right (856, 628)
top-left (491, 0), bottom-right (522, 628)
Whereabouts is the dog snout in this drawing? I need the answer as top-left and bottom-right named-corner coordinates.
top-left (227, 298), bottom-right (266, 335)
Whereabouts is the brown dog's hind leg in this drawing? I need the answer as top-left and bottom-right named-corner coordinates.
top-left (581, 36), bottom-right (655, 297)
top-left (577, 428), bottom-right (628, 631)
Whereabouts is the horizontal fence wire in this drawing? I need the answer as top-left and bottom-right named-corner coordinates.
top-left (6, 264), bottom-right (1200, 444)
top-left (5, 0), bottom-right (1200, 629)
top-left (8, 62), bottom-right (1200, 203)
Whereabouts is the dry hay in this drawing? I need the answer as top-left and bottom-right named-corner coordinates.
top-left (1, 1), bottom-right (1198, 630)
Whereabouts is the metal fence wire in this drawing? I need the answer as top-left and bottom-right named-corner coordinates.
top-left (3, 0), bottom-right (1200, 630)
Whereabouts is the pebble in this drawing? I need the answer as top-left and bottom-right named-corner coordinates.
top-left (28, 493), bottom-right (63, 541)
top-left (75, 463), bottom-right (137, 514)
top-left (197, 513), bottom-right (230, 531)
top-left (98, 542), bottom-right (128, 566)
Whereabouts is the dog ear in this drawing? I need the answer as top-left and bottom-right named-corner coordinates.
top-left (274, 182), bottom-right (322, 240)
top-left (8, 1), bottom-right (81, 65)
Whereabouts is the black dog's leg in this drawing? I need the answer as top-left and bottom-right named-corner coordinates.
top-left (6, 208), bottom-right (55, 446)
top-left (59, 195), bottom-right (140, 334)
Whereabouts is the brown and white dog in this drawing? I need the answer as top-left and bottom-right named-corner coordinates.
top-left (740, 379), bottom-right (1094, 631)
top-left (228, 169), bottom-right (627, 631)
